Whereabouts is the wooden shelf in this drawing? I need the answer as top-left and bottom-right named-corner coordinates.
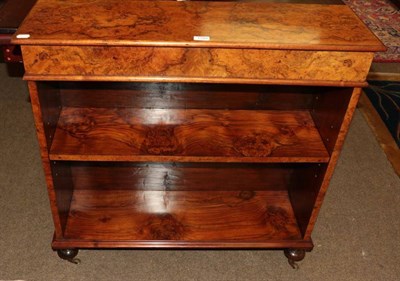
top-left (64, 190), bottom-right (302, 243)
top-left (49, 108), bottom-right (329, 163)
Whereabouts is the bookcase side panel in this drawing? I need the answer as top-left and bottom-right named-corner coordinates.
top-left (311, 87), bottom-right (354, 155)
top-left (28, 81), bottom-right (73, 237)
top-left (288, 164), bottom-right (327, 237)
top-left (304, 88), bottom-right (362, 239)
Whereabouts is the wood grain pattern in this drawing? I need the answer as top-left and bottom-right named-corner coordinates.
top-left (51, 161), bottom-right (74, 234)
top-left (311, 87), bottom-right (353, 154)
top-left (27, 81), bottom-right (64, 237)
top-left (49, 108), bottom-right (329, 163)
top-left (304, 88), bottom-right (362, 239)
top-left (36, 82), bottom-right (60, 149)
top-left (29, 82), bottom-right (76, 236)
top-left (12, 0), bottom-right (384, 52)
top-left (64, 190), bottom-right (301, 241)
top-left (18, 0), bottom-right (380, 255)
top-left (288, 163), bottom-right (326, 236)
top-left (70, 162), bottom-right (293, 191)
top-left (21, 46), bottom-right (374, 83)
top-left (290, 88), bottom-right (358, 237)
top-left (59, 82), bottom-right (315, 110)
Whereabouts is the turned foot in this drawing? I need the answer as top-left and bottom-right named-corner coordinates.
top-left (284, 249), bottom-right (306, 269)
top-left (57, 249), bottom-right (80, 264)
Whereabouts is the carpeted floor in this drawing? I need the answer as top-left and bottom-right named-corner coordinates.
top-left (0, 63), bottom-right (399, 280)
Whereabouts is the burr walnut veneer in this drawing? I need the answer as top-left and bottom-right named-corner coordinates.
top-left (13, 0), bottom-right (384, 266)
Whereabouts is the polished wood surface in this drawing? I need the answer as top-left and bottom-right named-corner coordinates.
top-left (27, 81), bottom-right (64, 237)
top-left (289, 88), bottom-right (353, 234)
top-left (12, 0), bottom-right (384, 51)
top-left (304, 88), bottom-right (362, 239)
top-left (21, 46), bottom-right (374, 83)
top-left (17, 0), bottom-right (382, 261)
top-left (70, 163), bottom-right (294, 191)
top-left (36, 82), bottom-right (60, 149)
top-left (288, 163), bottom-right (326, 236)
top-left (59, 82), bottom-right (315, 110)
top-left (52, 237), bottom-right (314, 250)
top-left (51, 161), bottom-right (74, 234)
top-left (289, 88), bottom-right (357, 236)
top-left (311, 87), bottom-right (353, 154)
top-left (23, 75), bottom-right (370, 87)
top-left (50, 108), bottom-right (329, 163)
top-left (65, 190), bottom-right (301, 241)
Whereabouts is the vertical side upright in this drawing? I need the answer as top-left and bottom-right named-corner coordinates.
top-left (288, 164), bottom-right (326, 237)
top-left (304, 87), bottom-right (362, 239)
top-left (288, 87), bottom-right (353, 237)
top-left (27, 81), bottom-right (66, 238)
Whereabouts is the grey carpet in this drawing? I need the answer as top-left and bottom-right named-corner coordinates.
top-left (0, 63), bottom-right (399, 280)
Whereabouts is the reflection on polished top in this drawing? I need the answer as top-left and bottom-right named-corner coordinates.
top-left (13, 0), bottom-right (384, 51)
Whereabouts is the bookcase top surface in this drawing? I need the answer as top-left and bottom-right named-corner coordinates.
top-left (12, 0), bottom-right (385, 51)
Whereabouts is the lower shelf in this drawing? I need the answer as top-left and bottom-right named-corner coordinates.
top-left (62, 190), bottom-right (303, 246)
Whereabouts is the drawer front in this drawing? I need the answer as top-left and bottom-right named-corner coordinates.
top-left (22, 46), bottom-right (373, 83)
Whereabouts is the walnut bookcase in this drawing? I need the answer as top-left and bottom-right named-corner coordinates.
top-left (12, 0), bottom-right (384, 266)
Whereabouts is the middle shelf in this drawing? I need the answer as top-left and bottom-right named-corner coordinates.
top-left (49, 107), bottom-right (329, 163)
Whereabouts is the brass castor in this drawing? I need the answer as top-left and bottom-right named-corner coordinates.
top-left (57, 249), bottom-right (80, 264)
top-left (284, 249), bottom-right (306, 269)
